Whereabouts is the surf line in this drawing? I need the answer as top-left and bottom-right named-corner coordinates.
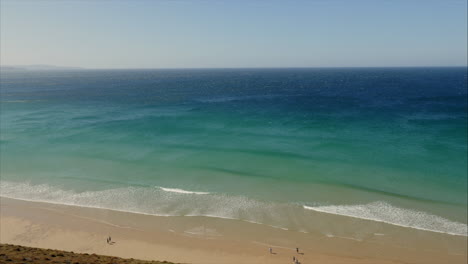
top-left (159, 187), bottom-right (210, 195)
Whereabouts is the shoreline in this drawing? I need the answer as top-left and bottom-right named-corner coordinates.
top-left (2, 180), bottom-right (466, 237)
top-left (0, 197), bottom-right (466, 263)
top-left (4, 195), bottom-right (467, 238)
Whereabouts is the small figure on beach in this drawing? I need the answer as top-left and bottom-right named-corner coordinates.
top-left (293, 256), bottom-right (296, 262)
top-left (107, 236), bottom-right (112, 244)
top-left (269, 247), bottom-right (273, 254)
top-left (296, 247), bottom-right (304, 255)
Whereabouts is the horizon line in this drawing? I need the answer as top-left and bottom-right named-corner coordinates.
top-left (2, 65), bottom-right (467, 71)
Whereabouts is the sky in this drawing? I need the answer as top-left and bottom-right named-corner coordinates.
top-left (1, 0), bottom-right (467, 69)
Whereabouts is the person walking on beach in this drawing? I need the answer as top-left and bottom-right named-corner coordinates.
top-left (296, 247), bottom-right (299, 253)
top-left (269, 247), bottom-right (272, 254)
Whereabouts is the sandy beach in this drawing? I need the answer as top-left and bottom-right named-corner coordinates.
top-left (0, 197), bottom-right (466, 264)
top-left (2, 0), bottom-right (467, 262)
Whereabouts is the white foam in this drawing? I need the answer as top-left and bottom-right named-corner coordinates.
top-left (159, 187), bottom-right (209, 195)
top-left (304, 202), bottom-right (468, 236)
top-left (2, 181), bottom-right (466, 237)
top-left (0, 181), bottom-right (278, 227)
top-left (324, 233), bottom-right (363, 242)
top-left (183, 227), bottom-right (222, 237)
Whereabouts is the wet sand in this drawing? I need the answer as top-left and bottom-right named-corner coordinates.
top-left (0, 197), bottom-right (466, 264)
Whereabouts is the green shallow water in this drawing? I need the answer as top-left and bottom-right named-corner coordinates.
top-left (1, 68), bottom-right (467, 236)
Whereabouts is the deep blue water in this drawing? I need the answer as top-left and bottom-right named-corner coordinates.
top-left (1, 67), bottom-right (467, 236)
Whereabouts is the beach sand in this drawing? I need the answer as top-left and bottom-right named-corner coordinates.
top-left (0, 197), bottom-right (466, 264)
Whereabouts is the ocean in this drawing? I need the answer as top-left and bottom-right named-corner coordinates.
top-left (1, 68), bottom-right (467, 237)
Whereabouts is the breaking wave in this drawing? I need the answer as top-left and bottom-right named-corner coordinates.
top-left (304, 202), bottom-right (467, 236)
top-left (1, 181), bottom-right (466, 236)
top-left (159, 187), bottom-right (210, 195)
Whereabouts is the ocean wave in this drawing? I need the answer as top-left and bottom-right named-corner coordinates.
top-left (303, 202), bottom-right (467, 236)
top-left (1, 100), bottom-right (43, 103)
top-left (0, 181), bottom-right (297, 233)
top-left (195, 94), bottom-right (284, 103)
top-left (159, 187), bottom-right (210, 195)
top-left (0, 181), bottom-right (277, 223)
top-left (1, 181), bottom-right (466, 237)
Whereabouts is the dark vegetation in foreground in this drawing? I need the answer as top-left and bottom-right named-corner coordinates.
top-left (0, 244), bottom-right (179, 264)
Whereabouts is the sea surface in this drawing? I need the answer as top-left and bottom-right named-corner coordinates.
top-left (1, 68), bottom-right (467, 237)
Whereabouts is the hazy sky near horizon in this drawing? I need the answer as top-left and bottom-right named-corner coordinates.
top-left (1, 0), bottom-right (467, 68)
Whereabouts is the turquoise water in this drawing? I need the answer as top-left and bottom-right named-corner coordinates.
top-left (1, 68), bottom-right (467, 236)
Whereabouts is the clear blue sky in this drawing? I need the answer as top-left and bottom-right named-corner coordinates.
top-left (1, 0), bottom-right (467, 68)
